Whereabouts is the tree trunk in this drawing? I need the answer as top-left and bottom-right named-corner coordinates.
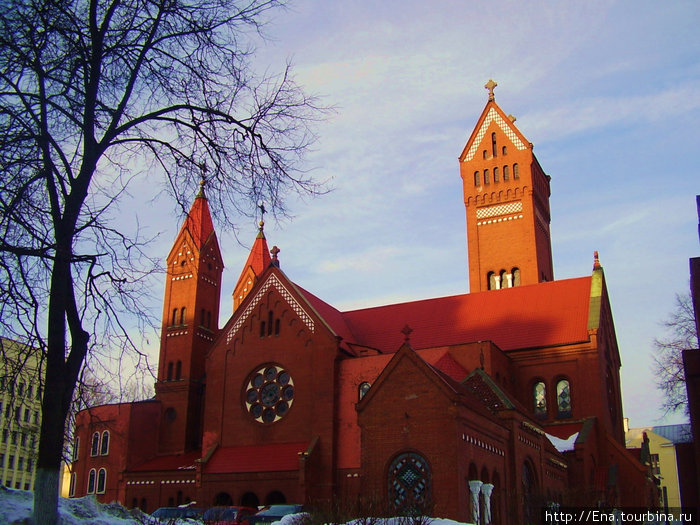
top-left (33, 467), bottom-right (61, 525)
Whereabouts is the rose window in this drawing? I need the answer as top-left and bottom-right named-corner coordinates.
top-left (245, 365), bottom-right (294, 424)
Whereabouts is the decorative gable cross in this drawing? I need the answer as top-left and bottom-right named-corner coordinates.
top-left (485, 79), bottom-right (497, 101)
top-left (401, 324), bottom-right (413, 343)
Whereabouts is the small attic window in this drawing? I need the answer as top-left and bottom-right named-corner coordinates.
top-left (503, 165), bottom-right (510, 181)
top-left (359, 382), bottom-right (371, 401)
top-left (493, 167), bottom-right (499, 183)
top-left (513, 163), bottom-right (519, 179)
top-left (482, 149), bottom-right (488, 159)
top-left (484, 169), bottom-right (490, 185)
top-left (491, 132), bottom-right (497, 157)
top-left (474, 171), bottom-right (480, 186)
top-left (502, 146), bottom-right (507, 156)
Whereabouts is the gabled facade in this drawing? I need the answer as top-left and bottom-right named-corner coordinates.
top-left (71, 84), bottom-right (655, 523)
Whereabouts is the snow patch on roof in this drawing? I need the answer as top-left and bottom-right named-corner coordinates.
top-left (546, 432), bottom-right (579, 452)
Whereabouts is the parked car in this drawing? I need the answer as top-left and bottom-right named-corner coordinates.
top-left (242, 505), bottom-right (306, 525)
top-left (151, 506), bottom-right (205, 521)
top-left (203, 506), bottom-right (257, 525)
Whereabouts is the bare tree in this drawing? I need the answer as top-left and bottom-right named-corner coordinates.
top-left (652, 293), bottom-right (699, 414)
top-left (0, 1), bottom-right (323, 523)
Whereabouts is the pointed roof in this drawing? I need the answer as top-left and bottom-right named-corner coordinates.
top-left (241, 224), bottom-right (272, 279)
top-left (458, 84), bottom-right (531, 162)
top-left (463, 368), bottom-right (516, 412)
top-left (179, 185), bottom-right (216, 249)
top-left (232, 223), bottom-right (273, 310)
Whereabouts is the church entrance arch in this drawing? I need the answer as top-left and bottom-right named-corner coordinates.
top-left (241, 492), bottom-right (260, 508)
top-left (214, 492), bottom-right (233, 506)
top-left (264, 490), bottom-right (286, 505)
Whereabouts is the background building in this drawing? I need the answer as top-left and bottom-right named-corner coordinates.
top-left (626, 424), bottom-right (695, 510)
top-left (0, 338), bottom-right (42, 490)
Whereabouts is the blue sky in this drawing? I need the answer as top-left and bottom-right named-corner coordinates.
top-left (132, 1), bottom-right (699, 426)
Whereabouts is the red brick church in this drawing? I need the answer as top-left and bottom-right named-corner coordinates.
top-left (70, 84), bottom-right (655, 523)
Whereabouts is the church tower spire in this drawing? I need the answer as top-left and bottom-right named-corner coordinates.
top-left (232, 203), bottom-right (272, 311)
top-left (459, 81), bottom-right (554, 292)
top-left (155, 180), bottom-right (223, 454)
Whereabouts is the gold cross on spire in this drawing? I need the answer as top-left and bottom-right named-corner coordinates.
top-left (257, 200), bottom-right (266, 231)
top-left (485, 79), bottom-right (497, 101)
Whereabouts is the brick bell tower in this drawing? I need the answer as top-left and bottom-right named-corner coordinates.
top-left (155, 180), bottom-right (223, 454)
top-left (459, 80), bottom-right (554, 293)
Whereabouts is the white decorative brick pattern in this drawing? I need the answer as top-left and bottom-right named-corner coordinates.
top-left (464, 108), bottom-right (526, 161)
top-left (476, 201), bottom-right (523, 219)
top-left (227, 274), bottom-right (315, 343)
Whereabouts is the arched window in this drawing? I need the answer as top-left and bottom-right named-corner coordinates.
top-left (493, 167), bottom-right (499, 183)
top-left (172, 308), bottom-right (177, 326)
top-left (484, 169), bottom-right (490, 185)
top-left (241, 492), bottom-right (260, 508)
top-left (260, 321), bottom-right (266, 337)
top-left (388, 452), bottom-right (431, 513)
top-left (175, 361), bottom-right (182, 380)
top-left (359, 382), bottom-right (371, 401)
top-left (214, 492), bottom-right (234, 506)
top-left (522, 461), bottom-right (538, 525)
top-left (97, 468), bottom-right (107, 494)
top-left (513, 163), bottom-right (519, 179)
top-left (499, 269), bottom-right (508, 288)
top-left (502, 145), bottom-right (507, 156)
top-left (87, 469), bottom-right (96, 494)
top-left (200, 308), bottom-right (205, 326)
top-left (265, 490), bottom-right (287, 505)
top-left (90, 432), bottom-right (100, 456)
top-left (274, 318), bottom-right (280, 336)
top-left (72, 437), bottom-right (80, 461)
top-left (487, 271), bottom-right (496, 290)
top-left (69, 472), bottom-right (76, 497)
top-left (100, 431), bottom-right (109, 455)
top-left (167, 362), bottom-right (174, 381)
top-left (474, 171), bottom-right (480, 186)
top-left (503, 165), bottom-right (509, 180)
top-left (482, 149), bottom-right (488, 159)
top-left (180, 307), bottom-right (186, 325)
top-left (556, 379), bottom-right (571, 418)
top-left (512, 267), bottom-right (521, 287)
top-left (533, 381), bottom-right (547, 417)
top-left (491, 132), bottom-right (497, 157)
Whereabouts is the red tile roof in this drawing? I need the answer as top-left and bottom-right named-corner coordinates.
top-left (181, 192), bottom-right (216, 249)
top-left (432, 352), bottom-right (469, 382)
top-left (301, 277), bottom-right (592, 353)
top-left (204, 442), bottom-right (307, 474)
top-left (234, 231), bottom-right (272, 291)
top-left (462, 369), bottom-right (515, 412)
top-left (130, 450), bottom-right (201, 472)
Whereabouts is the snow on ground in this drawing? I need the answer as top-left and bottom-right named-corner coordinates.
top-left (0, 486), bottom-right (169, 525)
top-left (0, 487), bottom-right (474, 525)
